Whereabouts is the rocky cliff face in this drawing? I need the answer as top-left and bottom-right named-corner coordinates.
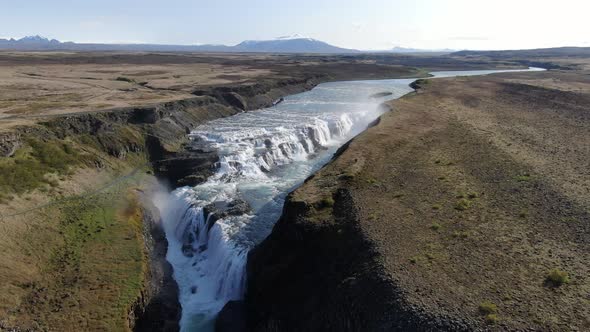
top-left (0, 131), bottom-right (21, 157)
top-left (131, 194), bottom-right (180, 332)
top-left (31, 76), bottom-right (322, 188)
top-left (244, 189), bottom-right (445, 332)
top-left (193, 77), bottom-right (320, 111)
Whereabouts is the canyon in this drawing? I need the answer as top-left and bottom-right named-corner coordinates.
top-left (0, 51), bottom-right (589, 331)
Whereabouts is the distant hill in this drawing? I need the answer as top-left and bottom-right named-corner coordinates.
top-left (452, 47), bottom-right (590, 58)
top-left (387, 46), bottom-right (455, 54)
top-left (0, 35), bottom-right (358, 54)
top-left (355, 46), bottom-right (455, 54)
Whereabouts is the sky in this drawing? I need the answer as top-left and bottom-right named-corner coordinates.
top-left (1, 0), bottom-right (589, 50)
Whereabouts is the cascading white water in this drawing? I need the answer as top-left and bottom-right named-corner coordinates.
top-left (155, 67), bottom-right (545, 331)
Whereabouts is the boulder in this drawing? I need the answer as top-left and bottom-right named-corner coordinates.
top-left (369, 91), bottom-right (393, 98)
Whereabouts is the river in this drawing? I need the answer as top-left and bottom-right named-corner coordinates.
top-left (153, 67), bottom-right (545, 331)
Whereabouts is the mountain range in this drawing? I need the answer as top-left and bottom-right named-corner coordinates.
top-left (0, 35), bottom-right (358, 53)
top-left (0, 35), bottom-right (453, 54)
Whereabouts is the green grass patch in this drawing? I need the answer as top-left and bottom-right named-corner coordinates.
top-left (485, 313), bottom-right (499, 324)
top-left (25, 190), bottom-right (146, 330)
top-left (546, 269), bottom-right (570, 286)
top-left (0, 138), bottom-right (81, 195)
top-left (478, 299), bottom-right (501, 324)
top-left (515, 173), bottom-right (532, 182)
top-left (410, 244), bottom-right (446, 265)
top-left (430, 222), bottom-right (442, 231)
top-left (77, 134), bottom-right (103, 151)
top-left (366, 178), bottom-right (378, 185)
top-left (479, 301), bottom-right (498, 315)
top-left (452, 231), bottom-right (470, 239)
top-left (318, 196), bottom-right (335, 209)
top-left (455, 198), bottom-right (472, 211)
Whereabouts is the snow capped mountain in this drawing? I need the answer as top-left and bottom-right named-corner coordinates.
top-left (235, 36), bottom-right (357, 53)
top-left (274, 34), bottom-right (315, 41)
top-left (0, 35), bottom-right (63, 49)
top-left (19, 35), bottom-right (50, 42)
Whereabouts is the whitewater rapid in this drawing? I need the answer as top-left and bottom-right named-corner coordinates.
top-left (154, 67), bottom-right (545, 331)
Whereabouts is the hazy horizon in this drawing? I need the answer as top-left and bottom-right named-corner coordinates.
top-left (1, 0), bottom-right (589, 51)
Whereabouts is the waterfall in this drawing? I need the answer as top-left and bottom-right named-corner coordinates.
top-left (155, 79), bottom-right (413, 331)
top-left (159, 109), bottom-right (370, 330)
top-left (155, 68), bottom-right (544, 331)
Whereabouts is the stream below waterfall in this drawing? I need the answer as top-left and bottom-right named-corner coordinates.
top-left (153, 67), bottom-right (545, 331)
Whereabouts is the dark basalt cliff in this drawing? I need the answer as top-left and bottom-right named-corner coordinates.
top-left (131, 196), bottom-right (180, 332)
top-left (193, 77), bottom-right (321, 112)
top-left (237, 101), bottom-right (472, 332)
top-left (243, 189), bottom-right (468, 332)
